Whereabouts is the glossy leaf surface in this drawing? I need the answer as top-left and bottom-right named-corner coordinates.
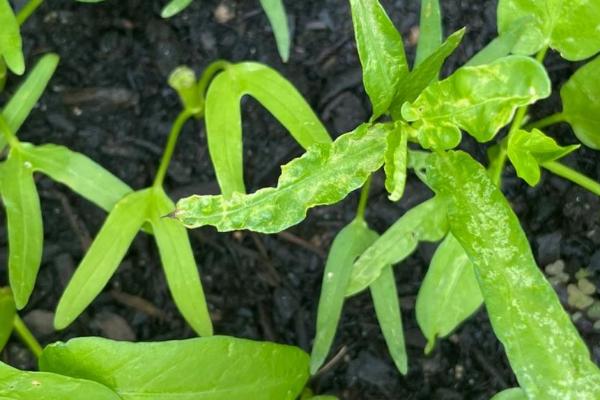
top-left (383, 123), bottom-right (408, 201)
top-left (259, 0), bottom-right (290, 62)
top-left (160, 0), bottom-right (193, 18)
top-left (0, 288), bottom-right (15, 351)
top-left (415, 0), bottom-right (442, 66)
top-left (0, 0), bottom-right (24, 75)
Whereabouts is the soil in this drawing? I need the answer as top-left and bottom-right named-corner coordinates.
top-left (2, 0), bottom-right (600, 399)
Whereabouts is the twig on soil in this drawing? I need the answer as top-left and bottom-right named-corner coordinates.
top-left (110, 290), bottom-right (169, 321)
top-left (277, 231), bottom-right (326, 258)
top-left (311, 345), bottom-right (349, 379)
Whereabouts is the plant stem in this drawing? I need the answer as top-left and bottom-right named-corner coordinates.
top-left (355, 175), bottom-right (372, 221)
top-left (13, 315), bottom-right (42, 358)
top-left (0, 115), bottom-right (20, 149)
top-left (542, 161), bottom-right (600, 196)
top-left (523, 112), bottom-right (566, 131)
top-left (153, 111), bottom-right (193, 188)
top-left (16, 0), bottom-right (44, 26)
top-left (197, 60), bottom-right (231, 98)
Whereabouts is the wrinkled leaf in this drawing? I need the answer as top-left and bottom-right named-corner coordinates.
top-left (349, 0), bottom-right (408, 120)
top-left (205, 62), bottom-right (330, 196)
top-left (384, 123), bottom-right (409, 201)
top-left (0, 288), bottom-right (15, 351)
top-left (160, 0), bottom-right (193, 18)
top-left (40, 336), bottom-right (310, 400)
top-left (260, 0), bottom-right (290, 62)
top-left (175, 123), bottom-right (388, 234)
top-left (402, 56), bottom-right (551, 149)
top-left (491, 388), bottom-right (527, 400)
top-left (0, 0), bottom-right (24, 75)
top-left (498, 0), bottom-right (600, 61)
top-left (466, 17), bottom-right (530, 67)
top-left (507, 128), bottom-right (578, 186)
top-left (415, 0), bottom-right (442, 66)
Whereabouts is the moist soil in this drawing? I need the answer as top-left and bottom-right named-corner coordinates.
top-left (2, 0), bottom-right (600, 399)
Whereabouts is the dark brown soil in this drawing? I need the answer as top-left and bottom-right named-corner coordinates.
top-left (2, 0), bottom-right (600, 399)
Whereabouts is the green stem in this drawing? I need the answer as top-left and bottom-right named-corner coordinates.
top-left (13, 314), bottom-right (42, 358)
top-left (542, 161), bottom-right (600, 196)
top-left (0, 115), bottom-right (20, 149)
top-left (355, 175), bottom-right (372, 221)
top-left (153, 111), bottom-right (193, 188)
top-left (523, 112), bottom-right (566, 131)
top-left (197, 60), bottom-right (231, 97)
top-left (16, 0), bottom-right (44, 26)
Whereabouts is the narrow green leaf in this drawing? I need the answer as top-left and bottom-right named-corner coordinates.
top-left (491, 388), bottom-right (527, 400)
top-left (561, 56), bottom-right (600, 150)
top-left (349, 0), bottom-right (408, 120)
top-left (54, 190), bottom-right (152, 330)
top-left (416, 233), bottom-right (482, 353)
top-left (0, 0), bottom-right (24, 75)
top-left (507, 129), bottom-right (579, 186)
top-left (346, 196), bottom-right (448, 296)
top-left (0, 288), bottom-right (16, 351)
top-left (465, 17), bottom-right (530, 67)
top-left (149, 188), bottom-right (213, 337)
top-left (0, 148), bottom-right (43, 310)
top-left (40, 336), bottom-right (310, 400)
top-left (160, 0), bottom-right (194, 18)
top-left (415, 0), bottom-right (442, 66)
top-left (259, 0), bottom-right (291, 62)
top-left (175, 123), bottom-right (388, 234)
top-left (498, 0), bottom-right (600, 61)
top-left (426, 150), bottom-right (600, 399)
top-left (310, 219), bottom-right (378, 374)
top-left (0, 360), bottom-right (120, 400)
top-left (205, 62), bottom-right (330, 196)
top-left (401, 56), bottom-right (551, 149)
top-left (0, 59), bottom-right (7, 92)
top-left (370, 266), bottom-right (407, 375)
top-left (384, 123), bottom-right (409, 202)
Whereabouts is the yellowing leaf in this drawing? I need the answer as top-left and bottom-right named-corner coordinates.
top-left (0, 0), bottom-right (24, 75)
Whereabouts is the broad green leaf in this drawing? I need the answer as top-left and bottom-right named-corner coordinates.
top-left (346, 196), bottom-right (448, 296)
top-left (498, 0), bottom-right (600, 61)
top-left (0, 0), bottom-right (24, 75)
top-left (54, 190), bottom-right (152, 330)
top-left (260, 0), bottom-right (290, 62)
top-left (349, 0), bottom-right (408, 120)
top-left (22, 144), bottom-right (132, 212)
top-left (175, 123), bottom-right (388, 234)
top-left (507, 129), bottom-right (579, 186)
top-left (401, 56), bottom-right (551, 149)
top-left (384, 123), bottom-right (409, 201)
top-left (370, 266), bottom-right (407, 374)
top-left (561, 56), bottom-right (600, 150)
top-left (205, 62), bottom-right (330, 196)
top-left (149, 188), bottom-right (213, 337)
top-left (415, 0), bottom-right (442, 66)
top-left (1, 54), bottom-right (59, 151)
top-left (466, 17), bottom-right (530, 67)
top-left (0, 360), bottom-right (120, 400)
top-left (161, 0), bottom-right (193, 18)
top-left (0, 147), bottom-right (43, 310)
top-left (491, 388), bottom-right (527, 400)
top-left (40, 336), bottom-right (310, 400)
top-left (311, 219), bottom-right (378, 374)
top-left (0, 288), bottom-right (16, 351)
top-left (416, 234), bottom-right (482, 353)
top-left (426, 150), bottom-right (600, 399)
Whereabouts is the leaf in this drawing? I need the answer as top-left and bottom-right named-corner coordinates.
top-left (426, 150), bottom-right (600, 399)
top-left (174, 123), bottom-right (389, 234)
top-left (349, 0), bottom-right (408, 120)
top-left (310, 219), bottom-right (378, 374)
top-left (561, 56), bottom-right (600, 150)
top-left (465, 17), bottom-right (531, 67)
top-left (54, 190), bottom-right (152, 330)
top-left (401, 56), bottom-right (551, 149)
top-left (259, 0), bottom-right (290, 62)
top-left (370, 266), bottom-right (407, 374)
top-left (0, 148), bottom-right (43, 310)
top-left (40, 336), bottom-right (310, 400)
top-left (507, 129), bottom-right (579, 186)
top-left (149, 188), bottom-right (213, 337)
top-left (0, 288), bottom-right (16, 351)
top-left (416, 233), bottom-right (482, 353)
top-left (415, 0), bottom-right (442, 66)
top-left (0, 360), bottom-right (120, 400)
top-left (491, 388), bottom-right (528, 400)
top-left (0, 0), bottom-right (24, 75)
top-left (160, 0), bottom-right (193, 18)
top-left (346, 196), bottom-right (448, 296)
top-left (1, 54), bottom-right (59, 151)
top-left (384, 123), bottom-right (409, 201)
top-left (498, 0), bottom-right (600, 61)
top-left (205, 62), bottom-right (330, 196)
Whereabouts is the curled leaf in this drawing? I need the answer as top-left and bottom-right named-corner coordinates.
top-left (384, 123), bottom-right (409, 202)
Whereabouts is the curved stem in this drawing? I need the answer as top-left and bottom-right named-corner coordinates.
top-left (16, 0), bottom-right (44, 26)
top-left (523, 112), bottom-right (566, 131)
top-left (197, 60), bottom-right (231, 98)
top-left (355, 175), bottom-right (372, 221)
top-left (13, 314), bottom-right (42, 358)
top-left (153, 111), bottom-right (193, 188)
top-left (542, 161), bottom-right (600, 196)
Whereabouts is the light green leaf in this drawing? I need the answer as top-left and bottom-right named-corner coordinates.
top-left (346, 196), bottom-right (448, 296)
top-left (1, 54), bottom-right (59, 151)
top-left (40, 336), bottom-right (310, 400)
top-left (205, 62), bottom-right (330, 196)
top-left (498, 0), bottom-right (600, 61)
top-left (0, 360), bottom-right (120, 400)
top-left (402, 56), bottom-right (551, 149)
top-left (54, 190), bottom-right (152, 330)
top-left (561, 56), bottom-right (600, 150)
top-left (349, 0), bottom-right (408, 120)
top-left (311, 219), bottom-right (378, 374)
top-left (160, 0), bottom-right (193, 18)
top-left (491, 388), bottom-right (527, 400)
top-left (507, 128), bottom-right (579, 186)
top-left (175, 123), bottom-right (388, 234)
top-left (416, 233), bottom-right (482, 353)
top-left (0, 60), bottom-right (7, 92)
top-left (0, 0), bottom-right (24, 75)
top-left (0, 288), bottom-right (16, 351)
top-left (149, 188), bottom-right (213, 337)
top-left (466, 17), bottom-right (531, 67)
top-left (384, 123), bottom-right (409, 202)
top-left (0, 147), bottom-right (43, 310)
top-left (415, 0), bottom-right (442, 66)
top-left (426, 150), bottom-right (600, 399)
top-left (370, 266), bottom-right (407, 375)
top-left (260, 0), bottom-right (290, 62)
